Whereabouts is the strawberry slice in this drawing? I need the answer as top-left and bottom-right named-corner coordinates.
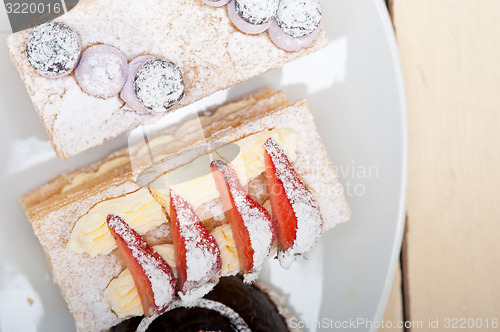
top-left (169, 190), bottom-right (221, 302)
top-left (263, 138), bottom-right (324, 268)
top-left (106, 214), bottom-right (175, 317)
top-left (211, 159), bottom-right (274, 281)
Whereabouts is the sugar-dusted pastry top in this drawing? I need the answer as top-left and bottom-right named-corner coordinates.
top-left (19, 90), bottom-right (350, 331)
top-left (7, 0), bottom-right (327, 159)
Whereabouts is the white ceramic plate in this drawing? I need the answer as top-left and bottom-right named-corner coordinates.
top-left (0, 1), bottom-right (407, 331)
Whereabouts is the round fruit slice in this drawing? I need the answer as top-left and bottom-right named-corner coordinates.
top-left (26, 22), bottom-right (81, 78)
top-left (227, 0), bottom-right (278, 34)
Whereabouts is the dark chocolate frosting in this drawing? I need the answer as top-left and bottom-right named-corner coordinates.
top-left (111, 276), bottom-right (289, 332)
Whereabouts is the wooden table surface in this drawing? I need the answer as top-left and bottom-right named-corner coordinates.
top-left (381, 1), bottom-right (500, 331)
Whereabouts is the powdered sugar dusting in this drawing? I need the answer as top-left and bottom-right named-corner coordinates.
top-left (137, 299), bottom-right (251, 332)
top-left (170, 190), bottom-right (221, 302)
top-left (134, 59), bottom-right (185, 113)
top-left (178, 282), bottom-right (217, 306)
top-left (22, 179), bottom-right (142, 331)
top-left (7, 0), bottom-right (328, 158)
top-left (107, 215), bottom-right (175, 315)
top-left (121, 55), bottom-right (155, 115)
top-left (75, 45), bottom-right (128, 98)
top-left (231, 192), bottom-right (273, 279)
top-left (26, 22), bottom-right (81, 77)
top-left (104, 223), bottom-right (242, 317)
top-left (268, 19), bottom-right (321, 52)
top-left (214, 160), bottom-right (273, 280)
top-left (202, 0), bottom-right (230, 7)
top-left (264, 138), bottom-right (323, 268)
top-left (136, 313), bottom-right (158, 332)
top-left (234, 0), bottom-right (279, 25)
top-left (20, 97), bottom-right (350, 330)
top-left (276, 0), bottom-right (322, 37)
top-left (227, 0), bottom-right (273, 34)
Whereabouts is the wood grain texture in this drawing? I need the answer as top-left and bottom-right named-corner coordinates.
top-left (381, 262), bottom-right (404, 331)
top-left (392, 0), bottom-right (500, 328)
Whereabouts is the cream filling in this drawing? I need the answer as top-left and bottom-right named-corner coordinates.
top-left (66, 128), bottom-right (298, 257)
top-left (61, 98), bottom-right (257, 193)
top-left (62, 136), bottom-right (175, 194)
top-left (62, 156), bottom-right (130, 193)
top-left (134, 135), bottom-right (176, 159)
top-left (66, 188), bottom-right (168, 256)
top-left (173, 98), bottom-right (257, 140)
top-left (68, 127), bottom-right (299, 316)
top-left (149, 128), bottom-right (298, 212)
top-left (104, 224), bottom-right (240, 318)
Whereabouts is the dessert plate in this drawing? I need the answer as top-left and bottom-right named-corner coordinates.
top-left (0, 1), bottom-right (407, 331)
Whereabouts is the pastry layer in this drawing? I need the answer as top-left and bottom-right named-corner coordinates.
top-left (20, 87), bottom-right (284, 212)
top-left (68, 128), bottom-right (297, 258)
top-left (19, 89), bottom-right (350, 331)
top-left (148, 128), bottom-right (298, 219)
top-left (18, 88), bottom-right (289, 331)
top-left (7, 0), bottom-right (327, 159)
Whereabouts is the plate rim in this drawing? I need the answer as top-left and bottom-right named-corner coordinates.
top-left (371, 0), bottom-right (409, 327)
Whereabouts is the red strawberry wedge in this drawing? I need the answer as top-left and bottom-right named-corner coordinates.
top-left (211, 160), bottom-right (274, 282)
top-left (263, 137), bottom-right (324, 268)
top-left (169, 190), bottom-right (222, 304)
top-left (106, 214), bottom-right (175, 317)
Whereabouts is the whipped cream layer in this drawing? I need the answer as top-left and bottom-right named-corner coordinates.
top-left (67, 188), bottom-right (167, 256)
top-left (67, 128), bottom-right (298, 258)
top-left (98, 129), bottom-right (298, 318)
top-left (104, 224), bottom-right (240, 318)
top-left (62, 156), bottom-right (130, 193)
top-left (60, 97), bottom-right (258, 193)
top-left (150, 128), bottom-right (298, 211)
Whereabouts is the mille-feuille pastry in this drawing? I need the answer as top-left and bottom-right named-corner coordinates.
top-left (20, 88), bottom-right (350, 331)
top-left (7, 0), bottom-right (327, 159)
